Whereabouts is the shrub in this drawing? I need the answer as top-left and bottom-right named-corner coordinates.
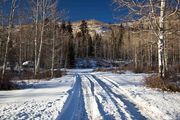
top-left (145, 75), bottom-right (167, 90)
top-left (94, 68), bottom-right (114, 72)
top-left (0, 75), bottom-right (16, 90)
top-left (34, 70), bottom-right (66, 80)
top-left (0, 69), bottom-right (66, 90)
top-left (120, 64), bottom-right (157, 73)
top-left (145, 75), bottom-right (180, 92)
top-left (19, 70), bottom-right (34, 80)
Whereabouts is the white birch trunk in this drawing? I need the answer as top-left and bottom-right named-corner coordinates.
top-left (35, 0), bottom-right (45, 76)
top-left (158, 0), bottom-right (166, 78)
top-left (134, 47), bottom-right (138, 69)
top-left (35, 18), bottom-right (44, 76)
top-left (19, 21), bottom-right (22, 72)
top-left (51, 22), bottom-right (56, 78)
top-left (34, 0), bottom-right (39, 76)
top-left (1, 0), bottom-right (16, 79)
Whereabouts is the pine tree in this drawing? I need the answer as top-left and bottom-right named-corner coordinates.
top-left (79, 20), bottom-right (90, 57)
top-left (80, 20), bottom-right (88, 35)
top-left (94, 33), bottom-right (102, 58)
top-left (66, 21), bottom-right (73, 33)
top-left (88, 35), bottom-right (93, 57)
top-left (67, 21), bottom-right (75, 68)
top-left (60, 20), bottom-right (66, 32)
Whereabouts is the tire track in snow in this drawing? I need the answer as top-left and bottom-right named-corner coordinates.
top-left (86, 75), bottom-right (128, 120)
top-left (85, 75), bottom-right (117, 120)
top-left (57, 74), bottom-right (88, 120)
top-left (91, 75), bottom-right (147, 120)
top-left (98, 75), bottom-right (172, 120)
top-left (81, 75), bottom-right (102, 120)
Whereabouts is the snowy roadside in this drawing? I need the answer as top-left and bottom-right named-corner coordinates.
top-left (93, 71), bottom-right (180, 120)
top-left (0, 75), bottom-right (75, 120)
top-left (0, 69), bottom-right (180, 120)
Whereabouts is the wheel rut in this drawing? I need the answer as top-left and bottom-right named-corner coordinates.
top-left (86, 75), bottom-right (127, 120)
top-left (57, 74), bottom-right (88, 120)
top-left (91, 75), bottom-right (147, 120)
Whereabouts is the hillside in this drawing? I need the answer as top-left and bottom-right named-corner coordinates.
top-left (71, 19), bottom-right (111, 36)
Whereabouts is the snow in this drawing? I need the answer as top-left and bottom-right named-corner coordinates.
top-left (81, 75), bottom-right (102, 120)
top-left (93, 72), bottom-right (180, 120)
top-left (0, 75), bottom-right (75, 120)
top-left (0, 69), bottom-right (180, 120)
top-left (57, 74), bottom-right (88, 120)
top-left (22, 61), bottom-right (34, 66)
top-left (75, 59), bottom-right (97, 68)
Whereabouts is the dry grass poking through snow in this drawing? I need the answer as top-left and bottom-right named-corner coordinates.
top-left (0, 70), bottom-right (66, 90)
top-left (145, 75), bottom-right (180, 92)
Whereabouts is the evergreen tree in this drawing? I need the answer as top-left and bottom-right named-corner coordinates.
top-left (88, 35), bottom-right (94, 57)
top-left (67, 21), bottom-right (75, 68)
top-left (94, 33), bottom-right (102, 58)
top-left (66, 21), bottom-right (73, 33)
top-left (79, 20), bottom-right (91, 57)
top-left (60, 20), bottom-right (66, 32)
top-left (68, 40), bottom-right (75, 68)
top-left (80, 20), bottom-right (88, 35)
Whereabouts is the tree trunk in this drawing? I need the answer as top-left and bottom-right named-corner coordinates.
top-left (34, 0), bottom-right (39, 76)
top-left (35, 21), bottom-right (44, 76)
top-left (35, 0), bottom-right (45, 76)
top-left (19, 22), bottom-right (22, 72)
top-left (158, 0), bottom-right (166, 78)
top-left (51, 26), bottom-right (55, 78)
top-left (1, 0), bottom-right (16, 79)
top-left (134, 47), bottom-right (138, 69)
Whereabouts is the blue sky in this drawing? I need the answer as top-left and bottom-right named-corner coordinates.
top-left (58, 0), bottom-right (116, 23)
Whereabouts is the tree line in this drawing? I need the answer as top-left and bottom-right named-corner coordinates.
top-left (0, 0), bottom-right (125, 80)
top-left (113, 0), bottom-right (180, 78)
top-left (0, 0), bottom-right (180, 83)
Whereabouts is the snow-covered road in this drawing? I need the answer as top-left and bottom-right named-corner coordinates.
top-left (0, 69), bottom-right (180, 120)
